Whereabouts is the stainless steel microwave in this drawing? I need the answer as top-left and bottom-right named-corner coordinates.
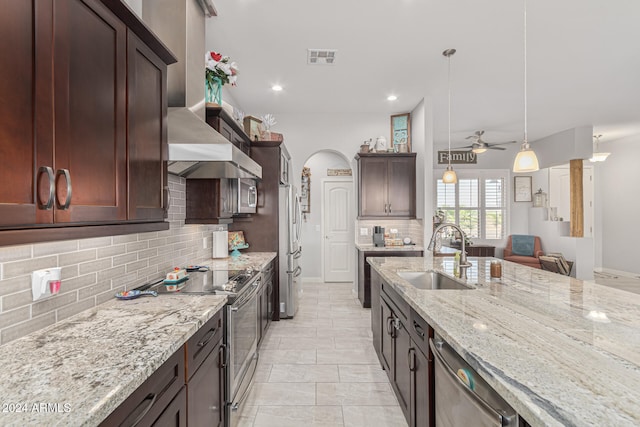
top-left (232, 178), bottom-right (257, 214)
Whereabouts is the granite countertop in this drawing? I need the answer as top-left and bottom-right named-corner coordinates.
top-left (0, 293), bottom-right (226, 426)
top-left (356, 243), bottom-right (425, 252)
top-left (368, 256), bottom-right (640, 427)
top-left (206, 251), bottom-right (277, 271)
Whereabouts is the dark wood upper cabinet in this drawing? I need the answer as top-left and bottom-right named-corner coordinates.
top-left (127, 31), bottom-right (168, 222)
top-left (0, 0), bottom-right (49, 226)
top-left (356, 153), bottom-right (416, 218)
top-left (53, 0), bottom-right (128, 224)
top-left (0, 0), bottom-right (176, 246)
top-left (206, 105), bottom-right (252, 156)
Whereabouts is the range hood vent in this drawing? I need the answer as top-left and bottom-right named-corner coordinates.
top-left (167, 108), bottom-right (262, 179)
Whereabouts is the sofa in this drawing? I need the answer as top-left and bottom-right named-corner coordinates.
top-left (503, 235), bottom-right (543, 269)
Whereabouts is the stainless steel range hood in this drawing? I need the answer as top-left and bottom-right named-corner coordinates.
top-left (167, 107), bottom-right (261, 179)
top-left (142, 0), bottom-right (261, 179)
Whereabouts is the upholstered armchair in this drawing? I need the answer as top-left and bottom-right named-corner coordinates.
top-left (503, 235), bottom-right (543, 269)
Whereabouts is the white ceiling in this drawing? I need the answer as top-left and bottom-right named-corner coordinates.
top-left (205, 0), bottom-right (640, 147)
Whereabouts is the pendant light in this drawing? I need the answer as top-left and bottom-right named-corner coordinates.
top-left (442, 48), bottom-right (457, 184)
top-left (513, 0), bottom-right (540, 173)
top-left (589, 134), bottom-right (610, 162)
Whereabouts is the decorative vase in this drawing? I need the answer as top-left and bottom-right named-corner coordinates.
top-left (205, 76), bottom-right (222, 105)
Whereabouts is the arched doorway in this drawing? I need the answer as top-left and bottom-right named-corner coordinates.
top-left (299, 150), bottom-right (355, 283)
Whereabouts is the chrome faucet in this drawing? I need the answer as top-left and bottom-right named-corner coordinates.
top-left (428, 223), bottom-right (472, 279)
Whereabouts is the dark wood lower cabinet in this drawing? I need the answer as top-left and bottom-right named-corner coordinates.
top-left (154, 387), bottom-right (187, 426)
top-left (100, 348), bottom-right (185, 426)
top-left (102, 310), bottom-right (225, 427)
top-left (187, 338), bottom-right (224, 427)
top-left (358, 250), bottom-right (423, 308)
top-left (374, 272), bottom-right (433, 427)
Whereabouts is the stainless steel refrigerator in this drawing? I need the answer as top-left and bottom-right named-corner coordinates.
top-left (279, 184), bottom-right (302, 318)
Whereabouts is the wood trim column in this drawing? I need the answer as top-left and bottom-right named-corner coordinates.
top-left (570, 159), bottom-right (584, 237)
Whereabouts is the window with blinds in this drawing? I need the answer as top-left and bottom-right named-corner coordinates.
top-left (436, 172), bottom-right (507, 240)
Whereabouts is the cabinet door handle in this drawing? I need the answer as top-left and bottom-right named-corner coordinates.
top-left (37, 166), bottom-right (55, 210)
top-left (386, 316), bottom-right (394, 335)
top-left (219, 343), bottom-right (227, 368)
top-left (197, 327), bottom-right (217, 348)
top-left (408, 347), bottom-right (416, 372)
top-left (123, 392), bottom-right (156, 427)
top-left (163, 185), bottom-right (171, 215)
top-left (55, 169), bottom-right (72, 210)
top-left (388, 203), bottom-right (391, 213)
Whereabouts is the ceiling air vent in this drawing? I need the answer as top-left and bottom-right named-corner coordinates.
top-left (307, 49), bottom-right (337, 65)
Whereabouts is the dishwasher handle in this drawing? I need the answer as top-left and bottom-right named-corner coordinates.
top-left (429, 338), bottom-right (512, 426)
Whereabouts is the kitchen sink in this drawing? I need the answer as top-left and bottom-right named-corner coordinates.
top-left (396, 271), bottom-right (475, 290)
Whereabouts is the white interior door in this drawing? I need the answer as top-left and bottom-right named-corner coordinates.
top-left (323, 180), bottom-right (354, 282)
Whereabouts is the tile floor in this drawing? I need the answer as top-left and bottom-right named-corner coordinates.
top-left (239, 281), bottom-right (408, 427)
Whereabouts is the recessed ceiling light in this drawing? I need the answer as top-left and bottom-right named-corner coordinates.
top-left (272, 85), bottom-right (283, 91)
top-left (387, 95), bottom-right (397, 101)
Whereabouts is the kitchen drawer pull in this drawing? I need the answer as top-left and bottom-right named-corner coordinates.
top-left (197, 327), bottom-right (217, 348)
top-left (123, 392), bottom-right (156, 427)
top-left (37, 166), bottom-right (55, 210)
top-left (55, 169), bottom-right (72, 210)
top-left (413, 321), bottom-right (425, 339)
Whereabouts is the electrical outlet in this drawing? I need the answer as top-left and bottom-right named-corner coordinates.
top-left (203, 237), bottom-right (208, 249)
top-left (360, 227), bottom-right (368, 236)
top-left (31, 268), bottom-right (62, 301)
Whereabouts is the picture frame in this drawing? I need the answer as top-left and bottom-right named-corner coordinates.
top-left (514, 176), bottom-right (532, 202)
top-left (390, 113), bottom-right (411, 152)
top-left (243, 116), bottom-right (263, 141)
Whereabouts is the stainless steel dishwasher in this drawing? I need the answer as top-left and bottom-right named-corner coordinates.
top-left (430, 333), bottom-right (519, 427)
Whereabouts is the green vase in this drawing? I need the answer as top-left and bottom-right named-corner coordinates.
top-left (205, 76), bottom-right (222, 105)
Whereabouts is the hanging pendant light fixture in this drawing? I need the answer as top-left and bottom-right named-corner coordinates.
top-left (442, 48), bottom-right (458, 184)
top-left (513, 0), bottom-right (540, 173)
top-left (589, 134), bottom-right (610, 162)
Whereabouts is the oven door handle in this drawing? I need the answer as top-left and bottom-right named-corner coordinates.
top-left (230, 284), bottom-right (259, 312)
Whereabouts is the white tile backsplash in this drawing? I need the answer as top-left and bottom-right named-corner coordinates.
top-left (355, 219), bottom-right (424, 245)
top-left (0, 174), bottom-right (225, 345)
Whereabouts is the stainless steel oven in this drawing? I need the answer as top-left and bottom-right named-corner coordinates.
top-left (225, 273), bottom-right (260, 427)
top-left (232, 178), bottom-right (257, 214)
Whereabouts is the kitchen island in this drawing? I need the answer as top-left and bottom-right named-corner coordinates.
top-left (368, 256), bottom-right (640, 427)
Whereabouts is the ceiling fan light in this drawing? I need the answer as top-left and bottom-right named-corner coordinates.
top-left (442, 165), bottom-right (458, 184)
top-left (513, 143), bottom-right (539, 172)
top-left (589, 152), bottom-right (611, 162)
top-left (472, 147), bottom-right (487, 154)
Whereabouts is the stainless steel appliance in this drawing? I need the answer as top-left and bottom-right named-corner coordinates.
top-left (149, 268), bottom-right (260, 427)
top-left (232, 178), bottom-right (258, 214)
top-left (430, 333), bottom-right (518, 427)
top-left (279, 184), bottom-right (302, 318)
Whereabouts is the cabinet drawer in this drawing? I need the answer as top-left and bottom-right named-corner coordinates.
top-left (186, 310), bottom-right (224, 380)
top-left (409, 308), bottom-right (432, 357)
top-left (101, 347), bottom-right (185, 426)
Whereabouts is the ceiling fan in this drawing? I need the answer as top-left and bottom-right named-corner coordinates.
top-left (457, 130), bottom-right (517, 154)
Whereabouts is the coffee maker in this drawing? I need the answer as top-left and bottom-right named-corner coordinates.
top-left (373, 226), bottom-right (385, 247)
